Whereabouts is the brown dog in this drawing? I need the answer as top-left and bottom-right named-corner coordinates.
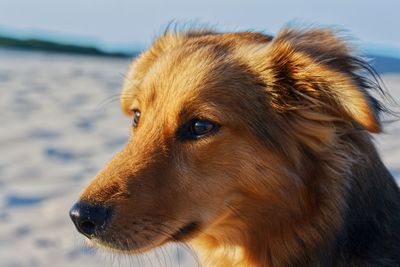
top-left (70, 27), bottom-right (400, 266)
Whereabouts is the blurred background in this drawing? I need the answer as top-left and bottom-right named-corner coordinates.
top-left (0, 1), bottom-right (399, 266)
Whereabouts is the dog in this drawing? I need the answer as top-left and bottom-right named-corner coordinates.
top-left (70, 27), bottom-right (400, 266)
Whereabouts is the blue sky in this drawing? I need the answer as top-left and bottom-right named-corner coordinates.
top-left (1, 0), bottom-right (399, 56)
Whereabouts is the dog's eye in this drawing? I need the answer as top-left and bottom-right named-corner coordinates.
top-left (177, 119), bottom-right (218, 140)
top-left (132, 110), bottom-right (141, 128)
top-left (190, 120), bottom-right (215, 136)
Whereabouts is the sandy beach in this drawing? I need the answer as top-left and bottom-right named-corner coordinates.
top-left (0, 50), bottom-right (398, 267)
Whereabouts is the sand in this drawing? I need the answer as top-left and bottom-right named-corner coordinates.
top-left (0, 50), bottom-right (398, 267)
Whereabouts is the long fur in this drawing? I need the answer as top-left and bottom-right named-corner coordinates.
top-left (75, 27), bottom-right (400, 266)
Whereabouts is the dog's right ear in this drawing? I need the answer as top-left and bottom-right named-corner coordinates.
top-left (244, 27), bottom-right (382, 133)
top-left (120, 33), bottom-right (186, 115)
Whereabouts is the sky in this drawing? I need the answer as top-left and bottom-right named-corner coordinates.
top-left (1, 0), bottom-right (400, 56)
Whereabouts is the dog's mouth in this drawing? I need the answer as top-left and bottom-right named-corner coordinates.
top-left (170, 221), bottom-right (199, 241)
top-left (92, 220), bottom-right (200, 253)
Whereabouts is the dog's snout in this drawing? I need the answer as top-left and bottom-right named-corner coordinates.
top-left (69, 202), bottom-right (112, 239)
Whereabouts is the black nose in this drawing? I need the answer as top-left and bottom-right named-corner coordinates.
top-left (69, 202), bottom-right (112, 239)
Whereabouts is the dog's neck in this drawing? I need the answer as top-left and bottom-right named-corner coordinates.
top-left (190, 133), bottom-right (400, 267)
top-left (190, 165), bottom-right (343, 266)
top-left (190, 193), bottom-right (341, 267)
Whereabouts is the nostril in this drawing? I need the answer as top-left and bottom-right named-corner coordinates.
top-left (69, 202), bottom-right (113, 239)
top-left (79, 220), bottom-right (96, 236)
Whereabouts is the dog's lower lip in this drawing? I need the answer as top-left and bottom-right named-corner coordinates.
top-left (171, 222), bottom-right (199, 241)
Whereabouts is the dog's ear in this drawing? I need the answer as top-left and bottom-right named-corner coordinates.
top-left (250, 28), bottom-right (382, 133)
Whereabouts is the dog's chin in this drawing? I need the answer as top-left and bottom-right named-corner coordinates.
top-left (89, 236), bottom-right (167, 255)
top-left (88, 221), bottom-right (200, 254)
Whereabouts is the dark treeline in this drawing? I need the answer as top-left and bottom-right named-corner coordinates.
top-left (0, 35), bottom-right (137, 58)
top-left (0, 35), bottom-right (399, 73)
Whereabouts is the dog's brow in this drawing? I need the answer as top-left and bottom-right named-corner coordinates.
top-left (147, 88), bottom-right (157, 105)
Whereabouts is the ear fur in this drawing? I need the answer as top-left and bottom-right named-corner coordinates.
top-left (254, 28), bottom-right (382, 133)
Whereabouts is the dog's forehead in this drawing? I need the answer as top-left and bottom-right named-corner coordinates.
top-left (120, 31), bottom-right (274, 116)
top-left (138, 44), bottom-right (234, 106)
top-left (122, 34), bottom-right (270, 124)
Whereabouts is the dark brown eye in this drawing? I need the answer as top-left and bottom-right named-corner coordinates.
top-left (190, 120), bottom-right (215, 136)
top-left (132, 110), bottom-right (141, 127)
top-left (177, 119), bottom-right (219, 140)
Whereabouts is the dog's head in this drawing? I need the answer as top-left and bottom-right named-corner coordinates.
top-left (70, 28), bottom-right (382, 254)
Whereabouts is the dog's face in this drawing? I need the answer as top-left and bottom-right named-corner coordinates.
top-left (70, 29), bottom-right (381, 254)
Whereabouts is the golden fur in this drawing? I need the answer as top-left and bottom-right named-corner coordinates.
top-left (74, 27), bottom-right (400, 266)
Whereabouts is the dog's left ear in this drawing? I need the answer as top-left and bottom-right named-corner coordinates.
top-left (251, 28), bottom-right (382, 133)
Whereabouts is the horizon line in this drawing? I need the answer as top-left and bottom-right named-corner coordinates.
top-left (1, 25), bottom-right (400, 59)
